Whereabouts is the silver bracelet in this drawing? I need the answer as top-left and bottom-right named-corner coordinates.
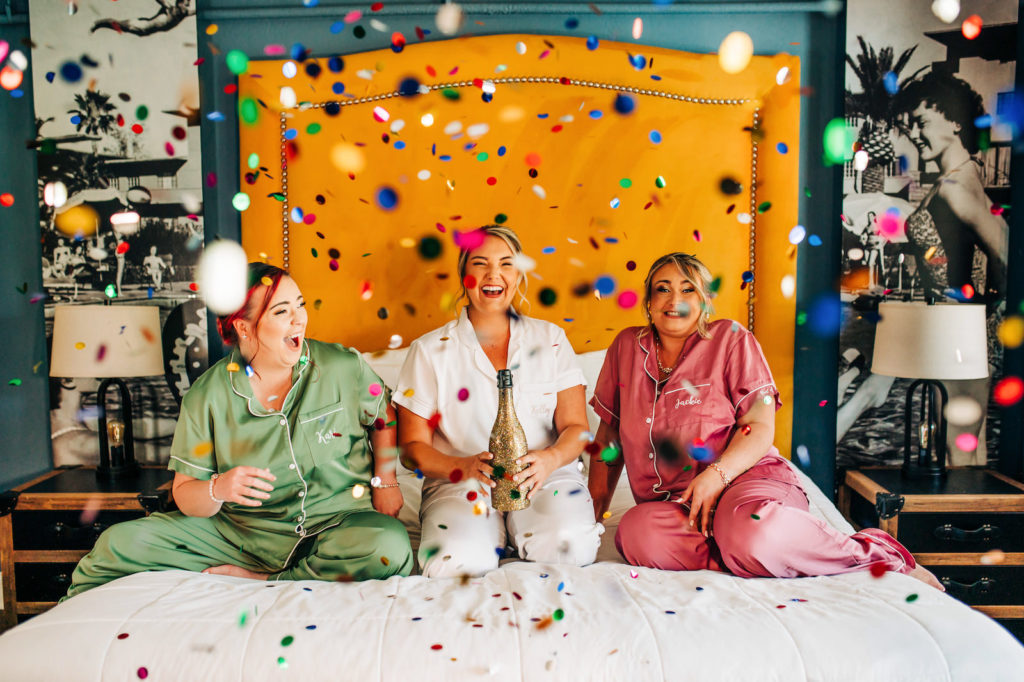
top-left (209, 473), bottom-right (224, 503)
top-left (709, 462), bottom-right (731, 487)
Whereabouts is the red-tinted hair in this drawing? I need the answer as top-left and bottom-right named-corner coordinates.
top-left (216, 262), bottom-right (289, 347)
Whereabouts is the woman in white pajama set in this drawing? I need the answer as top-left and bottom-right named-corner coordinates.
top-left (395, 226), bottom-right (604, 577)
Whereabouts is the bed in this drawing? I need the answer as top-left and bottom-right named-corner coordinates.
top-left (1, 348), bottom-right (1022, 681)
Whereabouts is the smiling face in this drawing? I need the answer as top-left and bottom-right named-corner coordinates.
top-left (464, 235), bottom-right (521, 316)
top-left (648, 263), bottom-right (705, 341)
top-left (907, 102), bottom-right (963, 164)
top-left (236, 275), bottom-right (308, 371)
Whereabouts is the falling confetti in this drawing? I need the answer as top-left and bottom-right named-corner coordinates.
top-left (718, 31), bottom-right (753, 74)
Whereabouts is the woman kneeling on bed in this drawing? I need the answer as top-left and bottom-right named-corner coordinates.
top-left (395, 225), bottom-right (604, 577)
top-left (64, 263), bottom-right (413, 599)
top-left (587, 252), bottom-right (943, 590)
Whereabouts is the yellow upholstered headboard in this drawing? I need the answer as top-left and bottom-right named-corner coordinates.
top-left (237, 34), bottom-right (800, 453)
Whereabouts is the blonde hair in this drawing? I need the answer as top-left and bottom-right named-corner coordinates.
top-left (640, 252), bottom-right (715, 339)
top-left (454, 225), bottom-right (529, 313)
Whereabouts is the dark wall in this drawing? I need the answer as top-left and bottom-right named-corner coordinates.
top-left (0, 0), bottom-right (51, 490)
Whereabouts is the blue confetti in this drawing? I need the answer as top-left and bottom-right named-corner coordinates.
top-left (806, 293), bottom-right (842, 338)
top-left (10, 89), bottom-right (23, 98)
top-left (399, 77), bottom-right (421, 97)
top-left (614, 93), bottom-right (636, 115)
top-left (291, 207), bottom-right (304, 222)
top-left (328, 56), bottom-right (344, 72)
top-left (557, 582), bottom-right (565, 591)
top-left (542, 246), bottom-right (556, 254)
top-left (439, 155), bottom-right (452, 161)
top-left (565, 17), bottom-right (579, 29)
top-left (629, 54), bottom-right (646, 70)
top-left (649, 130), bottom-right (662, 144)
top-left (482, 92), bottom-right (493, 103)
top-left (207, 111), bottom-right (225, 122)
top-left (883, 71), bottom-right (898, 95)
top-left (808, 234), bottom-right (822, 246)
top-left (395, 140), bottom-right (406, 150)
top-left (595, 275), bottom-right (616, 295)
top-left (538, 113), bottom-right (549, 119)
top-left (498, 146), bottom-right (506, 156)
top-left (70, 115), bottom-right (82, 125)
top-left (650, 74), bottom-right (662, 81)
top-left (604, 237), bottom-right (619, 244)
top-left (741, 270), bottom-right (754, 283)
top-left (376, 186), bottom-right (399, 210)
top-left (330, 21), bottom-right (345, 34)
top-left (45, 71), bottom-right (55, 83)
top-left (291, 43), bottom-right (308, 60)
top-left (974, 114), bottom-right (993, 129)
top-left (284, 129), bottom-right (298, 140)
top-left (586, 35), bottom-right (599, 50)
top-left (610, 197), bottom-right (620, 209)
top-left (589, 110), bottom-right (603, 119)
top-left (60, 62), bottom-right (83, 83)
top-left (332, 82), bottom-right (345, 94)
top-left (776, 142), bottom-right (788, 154)
top-left (245, 365), bottom-right (255, 377)
top-left (415, 469), bottom-right (424, 479)
top-left (305, 624), bottom-right (317, 630)
top-left (540, 573), bottom-right (549, 578)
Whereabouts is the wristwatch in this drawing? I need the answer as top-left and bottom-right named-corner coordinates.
top-left (370, 476), bottom-right (400, 489)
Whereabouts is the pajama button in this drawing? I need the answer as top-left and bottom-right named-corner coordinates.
top-left (279, 418), bottom-right (287, 426)
top-left (289, 464), bottom-right (296, 470)
top-left (298, 491), bottom-right (305, 497)
top-left (646, 418), bottom-right (651, 423)
top-left (648, 453), bottom-right (654, 459)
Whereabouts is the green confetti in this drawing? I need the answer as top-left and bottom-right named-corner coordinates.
top-left (906, 593), bottom-right (918, 602)
top-left (804, 186), bottom-right (812, 198)
top-left (226, 50), bottom-right (249, 75)
top-left (476, 152), bottom-right (489, 161)
top-left (682, 464), bottom-right (693, 472)
top-left (306, 122), bottom-right (322, 135)
top-left (494, 213), bottom-right (508, 224)
top-left (655, 176), bottom-right (666, 188)
top-left (247, 153), bottom-right (259, 169)
top-left (619, 178), bottom-right (632, 188)
top-left (750, 513), bottom-right (760, 520)
top-left (270, 193), bottom-right (286, 202)
top-left (757, 201), bottom-right (772, 214)
top-left (386, 420), bottom-right (397, 427)
top-left (277, 656), bottom-right (288, 669)
top-left (599, 446), bottom-right (620, 463)
top-left (104, 283), bottom-right (117, 298)
top-left (441, 88), bottom-right (460, 100)
top-left (709, 277), bottom-right (722, 294)
top-left (491, 465), bottom-right (506, 480)
top-left (239, 610), bottom-right (248, 627)
top-left (239, 97), bottom-right (259, 125)
top-left (553, 608), bottom-right (565, 621)
top-left (281, 635), bottom-right (294, 647)
top-left (135, 105), bottom-right (149, 121)
top-left (8, 379), bottom-right (22, 386)
top-left (796, 311), bottom-right (807, 325)
top-left (438, 524), bottom-right (448, 529)
top-left (509, 489), bottom-right (521, 500)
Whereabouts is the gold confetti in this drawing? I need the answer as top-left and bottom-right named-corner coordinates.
top-left (980, 549), bottom-right (1006, 565)
top-left (403, 388), bottom-right (415, 397)
top-left (193, 442), bottom-right (213, 457)
top-left (227, 362), bottom-right (240, 372)
top-left (923, 245), bottom-right (938, 261)
top-left (380, 556), bottom-right (390, 566)
top-left (602, 511), bottom-right (611, 519)
top-left (74, 342), bottom-right (86, 350)
top-left (261, 276), bottom-right (273, 286)
top-left (997, 317), bottom-right (1024, 349)
top-left (472, 501), bottom-right (486, 515)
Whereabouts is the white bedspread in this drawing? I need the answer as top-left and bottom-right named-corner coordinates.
top-left (1, 463), bottom-right (1022, 681)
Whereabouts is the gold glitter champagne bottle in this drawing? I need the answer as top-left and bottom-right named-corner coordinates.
top-left (489, 369), bottom-right (530, 511)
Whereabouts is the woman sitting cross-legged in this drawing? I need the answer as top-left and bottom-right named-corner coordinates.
top-left (64, 262), bottom-right (412, 600)
top-left (395, 225), bottom-right (604, 577)
top-left (587, 252), bottom-right (943, 589)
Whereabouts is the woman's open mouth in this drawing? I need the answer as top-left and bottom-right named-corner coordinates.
top-left (285, 334), bottom-right (302, 350)
top-left (481, 285), bottom-right (505, 299)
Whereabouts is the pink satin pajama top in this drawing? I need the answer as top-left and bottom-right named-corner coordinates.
top-left (590, 320), bottom-right (787, 504)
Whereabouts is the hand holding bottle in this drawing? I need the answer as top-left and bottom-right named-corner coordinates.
top-left (460, 451), bottom-right (497, 492)
top-left (513, 449), bottom-right (557, 500)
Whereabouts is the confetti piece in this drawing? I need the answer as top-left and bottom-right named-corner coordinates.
top-left (277, 657), bottom-right (288, 669)
top-left (931, 0), bottom-right (960, 23)
top-left (869, 563), bottom-right (887, 578)
top-left (906, 593), bottom-right (919, 602)
top-left (961, 14), bottom-right (982, 39)
top-left (823, 118), bottom-right (854, 164)
top-left (750, 513), bottom-right (760, 520)
top-left (631, 17), bottom-right (643, 39)
top-left (617, 291), bottom-right (638, 309)
top-left (194, 442), bottom-right (213, 457)
top-left (281, 635), bottom-right (294, 647)
top-left (381, 556), bottom-right (390, 566)
top-left (137, 667), bottom-right (149, 680)
top-left (435, 3), bottom-right (463, 35)
top-left (226, 50), bottom-right (249, 75)
top-left (954, 433), bottom-right (978, 452)
top-left (8, 378), bottom-right (22, 386)
top-left (352, 484), bottom-right (366, 499)
top-left (718, 31), bottom-right (753, 74)
top-left (994, 377), bottom-right (1023, 406)
top-left (997, 317), bottom-right (1024, 349)
top-left (553, 608), bottom-right (565, 621)
top-left (980, 549), bottom-right (1005, 565)
top-left (614, 93), bottom-right (635, 115)
top-left (629, 569), bottom-right (638, 579)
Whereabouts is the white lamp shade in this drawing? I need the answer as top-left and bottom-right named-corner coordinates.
top-left (871, 302), bottom-right (988, 381)
top-left (50, 305), bottom-right (165, 378)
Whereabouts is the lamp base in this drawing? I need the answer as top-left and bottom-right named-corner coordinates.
top-left (96, 461), bottom-right (140, 481)
top-left (901, 461), bottom-right (947, 481)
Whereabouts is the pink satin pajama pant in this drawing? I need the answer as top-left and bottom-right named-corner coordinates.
top-left (615, 462), bottom-right (915, 578)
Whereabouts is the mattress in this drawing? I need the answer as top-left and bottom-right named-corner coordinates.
top-left (1, 462), bottom-right (1021, 681)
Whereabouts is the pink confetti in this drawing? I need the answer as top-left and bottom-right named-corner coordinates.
top-left (617, 291), bottom-right (638, 309)
top-left (539, 49), bottom-right (551, 59)
top-left (264, 44), bottom-right (286, 56)
top-left (955, 433), bottom-right (978, 452)
top-left (344, 10), bottom-right (363, 22)
top-left (369, 383), bottom-right (383, 397)
top-left (457, 388), bottom-right (470, 401)
top-left (629, 569), bottom-right (638, 579)
top-left (453, 229), bottom-right (486, 250)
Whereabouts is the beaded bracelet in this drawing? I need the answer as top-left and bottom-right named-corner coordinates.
top-left (209, 473), bottom-right (224, 504)
top-left (709, 462), bottom-right (731, 487)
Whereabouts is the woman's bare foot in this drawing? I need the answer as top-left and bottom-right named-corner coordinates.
top-left (908, 564), bottom-right (945, 591)
top-left (202, 564), bottom-right (269, 580)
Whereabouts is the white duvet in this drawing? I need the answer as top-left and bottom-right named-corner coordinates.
top-left (1, 462), bottom-right (1022, 681)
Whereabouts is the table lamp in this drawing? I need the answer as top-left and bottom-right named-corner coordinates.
top-left (871, 301), bottom-right (989, 479)
top-left (50, 305), bottom-right (165, 480)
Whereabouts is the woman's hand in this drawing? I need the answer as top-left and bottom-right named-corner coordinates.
top-left (213, 466), bottom-right (276, 507)
top-left (590, 485), bottom-right (613, 523)
top-left (514, 449), bottom-right (558, 500)
top-left (372, 485), bottom-right (404, 518)
top-left (678, 468), bottom-right (727, 537)
top-left (460, 452), bottom-right (496, 492)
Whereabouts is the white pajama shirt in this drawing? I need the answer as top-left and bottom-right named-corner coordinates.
top-left (394, 308), bottom-right (603, 577)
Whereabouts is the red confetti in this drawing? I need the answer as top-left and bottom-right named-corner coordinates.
top-left (303, 214), bottom-right (317, 225)
top-left (818, 400), bottom-right (828, 407)
top-left (373, 418), bottom-right (386, 431)
top-left (189, 282), bottom-right (198, 292)
top-left (116, 242), bottom-right (130, 255)
top-left (141, 327), bottom-right (155, 343)
top-left (486, 177), bottom-right (497, 186)
top-left (427, 412), bottom-right (442, 430)
top-left (137, 668), bottom-right (149, 680)
top-left (869, 563), bottom-right (887, 578)
top-left (551, 125), bottom-right (563, 133)
top-left (466, 491), bottom-right (477, 501)
top-left (430, 644), bottom-right (443, 651)
top-left (415, 26), bottom-right (425, 40)
top-left (96, 345), bottom-right (107, 362)
top-left (391, 32), bottom-right (406, 48)
top-left (741, 424), bottom-right (751, 435)
top-left (961, 284), bottom-right (975, 299)
top-left (559, 76), bottom-right (571, 85)
top-left (131, 123), bottom-right (143, 134)
top-left (990, 205), bottom-right (1004, 216)
top-left (994, 376), bottom-right (1024, 406)
top-left (472, 77), bottom-right (484, 88)
top-left (775, 605), bottom-right (786, 609)
top-left (371, 2), bottom-right (384, 10)
top-left (463, 275), bottom-right (477, 289)
top-left (584, 441), bottom-right (602, 456)
top-left (0, 193), bottom-right (13, 207)
top-left (693, 230), bottom-right (701, 242)
top-left (194, 58), bottom-right (205, 66)
top-left (117, 633), bottom-right (130, 640)
top-left (426, 65), bottom-right (436, 77)
top-left (525, 152), bottom-right (542, 167)
top-left (164, 142), bottom-right (175, 156)
top-left (224, 83), bottom-right (238, 95)
top-left (116, 113), bottom-right (125, 127)
top-left (962, 14), bottom-right (982, 40)
top-left (172, 126), bottom-right (186, 140)
top-left (449, 468), bottom-right (463, 483)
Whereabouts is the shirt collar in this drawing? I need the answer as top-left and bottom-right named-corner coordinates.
top-left (227, 339), bottom-right (312, 416)
top-left (454, 306), bottom-right (523, 378)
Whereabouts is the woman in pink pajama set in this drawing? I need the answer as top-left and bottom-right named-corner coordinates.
top-left (587, 253), bottom-right (943, 590)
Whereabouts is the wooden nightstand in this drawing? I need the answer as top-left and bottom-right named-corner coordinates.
top-left (839, 466), bottom-right (1024, 643)
top-left (0, 466), bottom-right (174, 632)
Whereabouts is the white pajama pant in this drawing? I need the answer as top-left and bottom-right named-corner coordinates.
top-left (418, 461), bottom-right (604, 577)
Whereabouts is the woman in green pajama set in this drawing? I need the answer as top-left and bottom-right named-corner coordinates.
top-left (65, 263), bottom-right (413, 600)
